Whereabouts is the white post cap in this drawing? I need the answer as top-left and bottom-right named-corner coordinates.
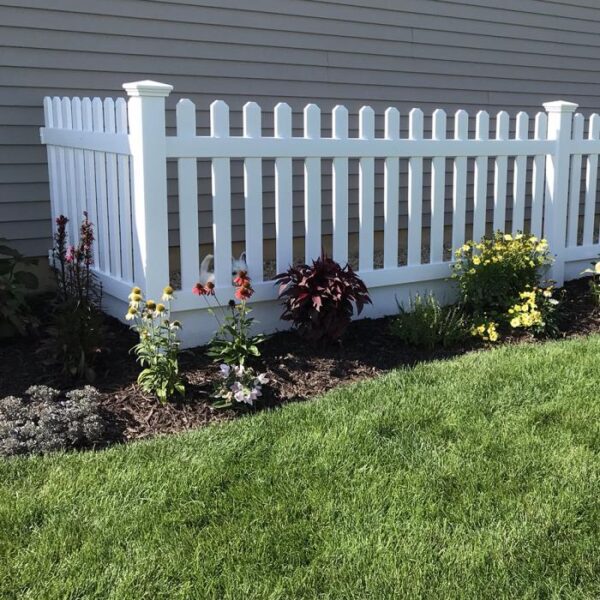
top-left (122, 80), bottom-right (173, 97)
top-left (543, 100), bottom-right (578, 113)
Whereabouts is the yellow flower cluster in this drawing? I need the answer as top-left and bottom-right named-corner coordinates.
top-left (507, 287), bottom-right (552, 330)
top-left (453, 233), bottom-right (551, 275)
top-left (125, 285), bottom-right (177, 323)
top-left (471, 321), bottom-right (499, 342)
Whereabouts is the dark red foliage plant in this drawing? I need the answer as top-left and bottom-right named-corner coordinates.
top-left (274, 255), bottom-right (372, 343)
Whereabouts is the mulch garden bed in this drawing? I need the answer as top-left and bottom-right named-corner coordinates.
top-left (1, 277), bottom-right (599, 447)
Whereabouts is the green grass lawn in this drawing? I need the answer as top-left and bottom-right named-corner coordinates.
top-left (2, 336), bottom-right (600, 599)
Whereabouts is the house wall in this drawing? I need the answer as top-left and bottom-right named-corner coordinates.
top-left (2, 0), bottom-right (600, 257)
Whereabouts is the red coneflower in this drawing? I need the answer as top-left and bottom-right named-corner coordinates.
top-left (233, 270), bottom-right (249, 287)
top-left (192, 282), bottom-right (206, 296)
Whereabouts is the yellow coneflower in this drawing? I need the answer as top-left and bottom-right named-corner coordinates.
top-left (162, 285), bottom-right (174, 301)
top-left (146, 300), bottom-right (156, 311)
top-left (125, 306), bottom-right (138, 320)
top-left (129, 293), bottom-right (142, 308)
top-left (156, 303), bottom-right (166, 314)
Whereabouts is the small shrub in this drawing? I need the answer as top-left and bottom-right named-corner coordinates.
top-left (275, 255), bottom-right (372, 343)
top-left (0, 385), bottom-right (105, 457)
top-left (0, 238), bottom-right (38, 337)
top-left (390, 293), bottom-right (470, 350)
top-left (193, 270), bottom-right (264, 366)
top-left (45, 214), bottom-right (104, 380)
top-left (213, 363), bottom-right (269, 408)
top-left (452, 232), bottom-right (552, 321)
top-left (581, 260), bottom-right (600, 306)
top-left (453, 232), bottom-right (557, 342)
top-left (126, 285), bottom-right (185, 403)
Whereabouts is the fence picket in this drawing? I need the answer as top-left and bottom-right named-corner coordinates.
top-left (451, 110), bottom-right (468, 253)
top-left (274, 102), bottom-right (293, 274)
top-left (71, 99), bottom-right (87, 229)
top-left (583, 113), bottom-right (600, 245)
top-left (210, 100), bottom-right (233, 288)
top-left (52, 97), bottom-right (68, 231)
top-left (383, 107), bottom-right (400, 269)
top-left (304, 104), bottom-right (321, 262)
top-left (473, 110), bottom-right (489, 242)
top-left (43, 98), bottom-right (60, 229)
top-left (493, 111), bottom-right (509, 232)
top-left (512, 111), bottom-right (529, 235)
top-left (62, 98), bottom-right (79, 244)
top-left (116, 98), bottom-right (133, 283)
top-left (92, 98), bottom-right (110, 273)
top-left (332, 105), bottom-right (349, 265)
top-left (243, 102), bottom-right (264, 282)
top-left (531, 112), bottom-right (547, 238)
top-left (359, 106), bottom-right (375, 271)
top-left (430, 109), bottom-right (446, 262)
top-left (81, 98), bottom-right (99, 268)
top-left (567, 113), bottom-right (584, 247)
top-left (176, 99), bottom-right (200, 291)
top-left (104, 98), bottom-right (121, 278)
top-left (408, 108), bottom-right (424, 266)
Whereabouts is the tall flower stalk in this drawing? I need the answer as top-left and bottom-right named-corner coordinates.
top-left (46, 212), bottom-right (104, 380)
top-left (193, 270), bottom-right (264, 367)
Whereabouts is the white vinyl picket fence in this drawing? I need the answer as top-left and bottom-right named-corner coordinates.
top-left (40, 80), bottom-right (600, 347)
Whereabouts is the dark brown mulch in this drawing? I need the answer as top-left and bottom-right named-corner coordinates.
top-left (1, 277), bottom-right (599, 447)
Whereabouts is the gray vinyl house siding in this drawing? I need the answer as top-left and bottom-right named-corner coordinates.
top-left (2, 0), bottom-right (600, 257)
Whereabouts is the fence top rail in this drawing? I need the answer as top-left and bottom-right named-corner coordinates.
top-left (165, 135), bottom-right (556, 159)
top-left (40, 127), bottom-right (131, 155)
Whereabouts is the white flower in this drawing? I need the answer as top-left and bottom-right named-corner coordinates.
top-left (219, 364), bottom-right (231, 378)
top-left (234, 389), bottom-right (245, 402)
top-left (233, 364), bottom-right (245, 377)
top-left (255, 373), bottom-right (269, 385)
top-left (230, 381), bottom-right (242, 393)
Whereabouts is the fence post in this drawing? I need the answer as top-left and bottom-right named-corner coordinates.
top-left (543, 100), bottom-right (577, 287)
top-left (122, 79), bottom-right (172, 301)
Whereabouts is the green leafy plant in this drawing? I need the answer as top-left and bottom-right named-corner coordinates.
top-left (452, 232), bottom-right (552, 320)
top-left (193, 271), bottom-right (264, 367)
top-left (453, 232), bottom-right (555, 342)
top-left (581, 260), bottom-right (600, 306)
top-left (0, 238), bottom-right (38, 337)
top-left (390, 293), bottom-right (470, 350)
top-left (45, 214), bottom-right (104, 380)
top-left (274, 255), bottom-right (372, 344)
top-left (126, 285), bottom-right (184, 403)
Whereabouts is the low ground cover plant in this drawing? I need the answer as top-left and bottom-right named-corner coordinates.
top-left (275, 255), bottom-right (371, 344)
top-left (453, 232), bottom-right (558, 341)
top-left (390, 293), bottom-right (470, 350)
top-left (212, 363), bottom-right (269, 408)
top-left (126, 285), bottom-right (185, 403)
top-left (0, 385), bottom-right (105, 457)
top-left (46, 213), bottom-right (105, 380)
top-left (0, 238), bottom-right (38, 337)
